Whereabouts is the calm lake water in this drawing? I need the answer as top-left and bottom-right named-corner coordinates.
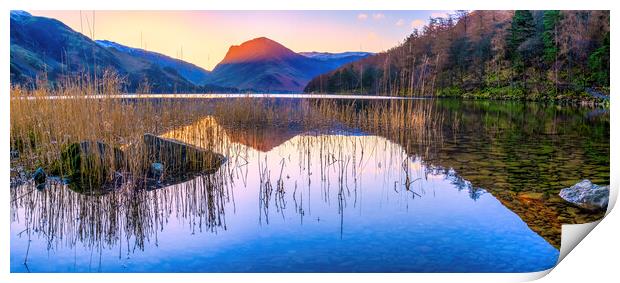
top-left (10, 97), bottom-right (609, 272)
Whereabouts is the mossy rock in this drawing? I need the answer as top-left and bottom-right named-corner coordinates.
top-left (58, 141), bottom-right (126, 193)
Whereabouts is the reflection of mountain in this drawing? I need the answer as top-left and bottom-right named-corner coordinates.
top-left (12, 129), bottom-right (561, 272)
top-left (222, 126), bottom-right (304, 152)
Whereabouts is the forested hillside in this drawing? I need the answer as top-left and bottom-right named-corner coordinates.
top-left (304, 10), bottom-right (610, 101)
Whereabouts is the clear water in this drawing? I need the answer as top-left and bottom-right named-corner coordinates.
top-left (11, 98), bottom-right (609, 272)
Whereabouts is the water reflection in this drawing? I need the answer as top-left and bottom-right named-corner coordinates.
top-left (11, 172), bottom-right (230, 262)
top-left (11, 98), bottom-right (608, 272)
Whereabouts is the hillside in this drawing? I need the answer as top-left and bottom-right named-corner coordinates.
top-left (95, 40), bottom-right (211, 86)
top-left (304, 10), bottom-right (610, 101)
top-left (10, 11), bottom-right (202, 93)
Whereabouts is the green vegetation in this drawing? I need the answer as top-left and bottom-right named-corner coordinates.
top-left (542, 11), bottom-right (561, 64)
top-left (305, 11), bottom-right (610, 102)
top-left (588, 32), bottom-right (610, 87)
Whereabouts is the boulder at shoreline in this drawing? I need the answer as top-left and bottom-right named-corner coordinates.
top-left (559, 179), bottom-right (609, 211)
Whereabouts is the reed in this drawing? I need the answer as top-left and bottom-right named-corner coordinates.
top-left (10, 75), bottom-right (221, 191)
top-left (12, 81), bottom-right (446, 193)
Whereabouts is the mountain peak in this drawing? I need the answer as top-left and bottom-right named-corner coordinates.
top-left (208, 37), bottom-right (374, 92)
top-left (219, 37), bottom-right (298, 64)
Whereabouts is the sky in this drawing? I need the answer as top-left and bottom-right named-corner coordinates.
top-left (29, 10), bottom-right (451, 71)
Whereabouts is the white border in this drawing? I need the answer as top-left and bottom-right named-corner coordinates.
top-left (2, 1), bottom-right (618, 282)
top-left (1, 0), bottom-right (617, 10)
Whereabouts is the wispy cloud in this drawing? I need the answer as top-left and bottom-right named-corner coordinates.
top-left (373, 13), bottom-right (385, 20)
top-left (411, 19), bottom-right (425, 29)
top-left (357, 13), bottom-right (368, 21)
top-left (395, 19), bottom-right (405, 27)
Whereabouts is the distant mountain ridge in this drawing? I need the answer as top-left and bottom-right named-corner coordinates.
top-left (299, 51), bottom-right (374, 73)
top-left (300, 51), bottom-right (373, 60)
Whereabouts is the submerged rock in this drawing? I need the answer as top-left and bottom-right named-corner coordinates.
top-left (151, 162), bottom-right (164, 178)
top-left (143, 133), bottom-right (226, 175)
top-left (559, 180), bottom-right (609, 211)
top-left (33, 167), bottom-right (46, 189)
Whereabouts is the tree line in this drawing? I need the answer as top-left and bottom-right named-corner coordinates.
top-left (304, 10), bottom-right (610, 101)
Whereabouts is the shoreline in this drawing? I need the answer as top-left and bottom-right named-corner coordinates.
top-left (10, 88), bottom-right (610, 108)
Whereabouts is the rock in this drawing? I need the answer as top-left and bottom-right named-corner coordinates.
top-left (559, 179), bottom-right (609, 211)
top-left (151, 162), bottom-right (164, 178)
top-left (143, 134), bottom-right (226, 175)
top-left (59, 141), bottom-right (127, 192)
top-left (33, 167), bottom-right (46, 186)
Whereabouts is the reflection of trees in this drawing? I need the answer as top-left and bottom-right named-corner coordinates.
top-left (442, 167), bottom-right (486, 201)
top-left (308, 99), bottom-right (609, 248)
top-left (413, 100), bottom-right (608, 248)
top-left (425, 100), bottom-right (608, 248)
top-left (11, 170), bottom-right (231, 265)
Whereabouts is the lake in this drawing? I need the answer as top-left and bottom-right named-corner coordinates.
top-left (10, 97), bottom-right (609, 272)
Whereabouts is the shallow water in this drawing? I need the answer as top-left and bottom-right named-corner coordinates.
top-left (10, 98), bottom-right (609, 272)
top-left (20, 93), bottom-right (413, 100)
